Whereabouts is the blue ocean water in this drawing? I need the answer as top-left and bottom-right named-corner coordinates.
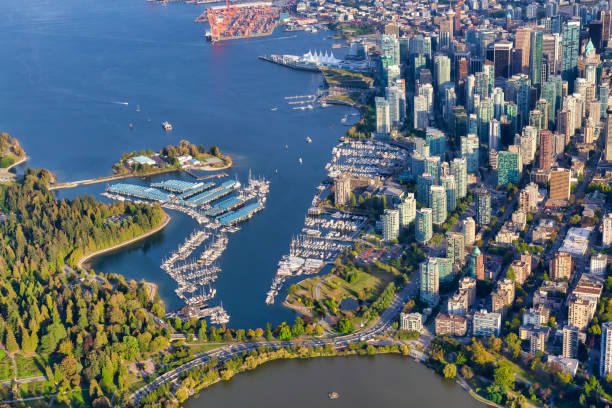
top-left (0, 0), bottom-right (355, 328)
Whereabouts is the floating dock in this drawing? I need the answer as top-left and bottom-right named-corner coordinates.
top-left (106, 183), bottom-right (171, 202)
top-left (217, 202), bottom-right (263, 226)
top-left (205, 196), bottom-right (245, 217)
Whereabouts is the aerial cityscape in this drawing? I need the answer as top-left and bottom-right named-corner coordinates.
top-left (1, 0), bottom-right (612, 406)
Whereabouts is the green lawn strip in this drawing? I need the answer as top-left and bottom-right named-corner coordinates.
top-left (14, 355), bottom-right (45, 379)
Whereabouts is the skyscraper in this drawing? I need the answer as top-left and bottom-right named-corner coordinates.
top-left (447, 232), bottom-right (466, 264)
top-left (498, 150), bottom-right (520, 186)
top-left (460, 134), bottom-right (479, 173)
top-left (413, 95), bottom-right (429, 129)
top-left (476, 190), bottom-right (491, 225)
top-left (541, 81), bottom-right (557, 126)
top-left (381, 34), bottom-right (401, 66)
top-left (420, 260), bottom-right (440, 306)
top-left (514, 27), bottom-right (531, 74)
top-left (601, 322), bottom-right (612, 378)
top-left (417, 173), bottom-right (434, 204)
top-left (375, 97), bottom-right (390, 135)
top-left (529, 31), bottom-right (543, 87)
top-left (415, 208), bottom-right (433, 243)
top-left (429, 185), bottom-right (447, 225)
top-left (607, 109), bottom-right (612, 162)
top-left (441, 175), bottom-right (457, 212)
top-left (451, 158), bottom-right (468, 198)
top-left (603, 213), bottom-right (612, 247)
top-left (562, 21), bottom-right (580, 92)
top-left (463, 217), bottom-right (476, 245)
top-left (382, 209), bottom-right (400, 241)
top-left (334, 175), bottom-right (351, 206)
top-left (398, 193), bottom-right (416, 227)
top-left (538, 129), bottom-right (553, 170)
top-left (494, 41), bottom-right (513, 78)
top-left (434, 55), bottom-right (451, 88)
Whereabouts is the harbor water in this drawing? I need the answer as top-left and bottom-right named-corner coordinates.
top-left (184, 355), bottom-right (484, 408)
top-left (0, 0), bottom-right (357, 329)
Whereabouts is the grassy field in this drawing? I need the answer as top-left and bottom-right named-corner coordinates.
top-left (15, 355), bottom-right (45, 379)
top-left (186, 343), bottom-right (226, 354)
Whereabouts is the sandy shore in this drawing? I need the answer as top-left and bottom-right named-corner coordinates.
top-left (77, 213), bottom-right (171, 270)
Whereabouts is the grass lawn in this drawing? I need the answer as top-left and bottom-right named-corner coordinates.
top-left (15, 355), bottom-right (45, 379)
top-left (186, 343), bottom-right (226, 354)
top-left (286, 264), bottom-right (400, 312)
top-left (0, 354), bottom-right (13, 382)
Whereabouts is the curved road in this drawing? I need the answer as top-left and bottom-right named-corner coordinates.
top-left (131, 279), bottom-right (417, 404)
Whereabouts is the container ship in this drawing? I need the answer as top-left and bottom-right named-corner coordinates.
top-left (196, 1), bottom-right (280, 42)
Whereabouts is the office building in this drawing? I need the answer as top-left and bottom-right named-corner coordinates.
top-left (539, 129), bottom-right (553, 170)
top-left (529, 31), bottom-right (543, 86)
top-left (498, 149), bottom-right (520, 186)
top-left (460, 134), bottom-right (479, 173)
top-left (515, 28), bottom-right (531, 74)
top-left (607, 109), bottom-right (612, 162)
top-left (415, 208), bottom-right (433, 243)
top-left (494, 41), bottom-right (513, 78)
top-left (562, 21), bottom-right (580, 91)
top-left (434, 55), bottom-right (451, 88)
top-left (382, 209), bottom-right (400, 241)
top-left (414, 94), bottom-right (429, 129)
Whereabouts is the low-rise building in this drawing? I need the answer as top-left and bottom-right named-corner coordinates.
top-left (435, 313), bottom-right (467, 336)
top-left (473, 310), bottom-right (501, 337)
top-left (522, 306), bottom-right (550, 326)
top-left (400, 312), bottom-right (423, 332)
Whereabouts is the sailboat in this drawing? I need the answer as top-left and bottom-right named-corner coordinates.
top-left (298, 158), bottom-right (303, 165)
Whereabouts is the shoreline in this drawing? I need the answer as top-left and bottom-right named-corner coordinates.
top-left (77, 213), bottom-right (171, 270)
top-left (0, 155), bottom-right (28, 181)
top-left (49, 155), bottom-right (233, 190)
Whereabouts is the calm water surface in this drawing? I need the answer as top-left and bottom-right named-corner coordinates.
top-left (185, 355), bottom-right (484, 408)
top-left (0, 0), bottom-right (358, 328)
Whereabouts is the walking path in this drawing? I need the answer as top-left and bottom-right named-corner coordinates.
top-left (77, 213), bottom-right (171, 270)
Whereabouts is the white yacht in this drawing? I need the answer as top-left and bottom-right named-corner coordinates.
top-left (162, 121), bottom-right (173, 131)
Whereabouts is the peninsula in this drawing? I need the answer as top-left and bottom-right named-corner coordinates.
top-left (0, 133), bottom-right (27, 181)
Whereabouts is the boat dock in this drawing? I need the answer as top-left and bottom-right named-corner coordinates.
top-left (218, 202), bottom-right (263, 226)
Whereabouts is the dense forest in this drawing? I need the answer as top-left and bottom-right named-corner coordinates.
top-left (0, 169), bottom-right (168, 406)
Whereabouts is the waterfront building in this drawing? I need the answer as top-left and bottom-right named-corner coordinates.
top-left (415, 208), bottom-right (433, 243)
top-left (420, 260), bottom-right (439, 306)
top-left (375, 97), bottom-right (391, 135)
top-left (563, 325), bottom-right (580, 359)
top-left (382, 209), bottom-right (400, 242)
top-left (446, 232), bottom-right (465, 264)
top-left (473, 310), bottom-right (501, 336)
top-left (600, 322), bottom-right (612, 378)
top-left (550, 252), bottom-right (572, 280)
top-left (398, 193), bottom-right (416, 228)
top-left (590, 253), bottom-right (608, 276)
top-left (562, 21), bottom-right (580, 91)
top-left (400, 312), bottom-right (423, 332)
top-left (460, 134), bottom-right (479, 173)
top-left (429, 185), bottom-right (447, 225)
top-left (601, 213), bottom-right (612, 247)
top-left (469, 247), bottom-right (484, 280)
top-left (334, 174), bottom-right (351, 206)
top-left (549, 168), bottom-right (570, 201)
top-left (498, 149), bottom-right (520, 186)
top-left (385, 85), bottom-right (401, 126)
top-left (441, 175), bottom-right (456, 212)
top-left (451, 157), bottom-right (467, 198)
top-left (462, 217), bottom-right (476, 245)
top-left (435, 313), bottom-right (467, 336)
top-left (476, 190), bottom-right (491, 226)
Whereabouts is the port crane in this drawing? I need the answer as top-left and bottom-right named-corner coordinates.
top-left (205, 0), bottom-right (237, 42)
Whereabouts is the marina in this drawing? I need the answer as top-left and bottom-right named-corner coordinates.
top-left (103, 174), bottom-right (270, 323)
